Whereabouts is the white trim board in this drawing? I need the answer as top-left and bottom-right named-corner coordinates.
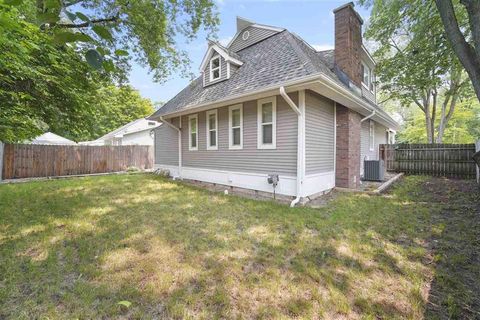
top-left (154, 164), bottom-right (335, 197)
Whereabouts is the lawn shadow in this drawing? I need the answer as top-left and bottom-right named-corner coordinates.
top-left (2, 174), bottom-right (478, 318)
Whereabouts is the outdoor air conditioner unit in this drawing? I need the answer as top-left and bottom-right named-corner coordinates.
top-left (364, 160), bottom-right (385, 181)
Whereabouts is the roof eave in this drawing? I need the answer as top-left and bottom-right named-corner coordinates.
top-left (148, 73), bottom-right (399, 130)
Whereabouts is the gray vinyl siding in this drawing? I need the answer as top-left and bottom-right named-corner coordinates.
top-left (305, 91), bottom-right (335, 175)
top-left (154, 118), bottom-right (179, 166)
top-left (179, 93), bottom-right (298, 176)
top-left (360, 119), bottom-right (388, 174)
top-left (203, 54), bottom-right (228, 87)
top-left (229, 26), bottom-right (279, 52)
top-left (361, 86), bottom-right (375, 103)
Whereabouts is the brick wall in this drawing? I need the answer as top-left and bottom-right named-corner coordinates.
top-left (334, 3), bottom-right (363, 87)
top-left (336, 104), bottom-right (361, 188)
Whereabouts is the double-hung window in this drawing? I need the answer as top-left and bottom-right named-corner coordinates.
top-left (206, 109), bottom-right (218, 150)
top-left (189, 114), bottom-right (198, 151)
top-left (257, 97), bottom-right (276, 149)
top-left (362, 62), bottom-right (375, 92)
top-left (362, 62), bottom-right (370, 89)
top-left (229, 104), bottom-right (243, 149)
top-left (210, 55), bottom-right (221, 81)
top-left (369, 120), bottom-right (375, 151)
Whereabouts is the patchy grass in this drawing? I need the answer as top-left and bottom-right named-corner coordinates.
top-left (0, 174), bottom-right (478, 319)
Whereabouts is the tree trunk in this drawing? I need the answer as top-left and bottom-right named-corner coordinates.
top-left (423, 93), bottom-right (434, 143)
top-left (435, 0), bottom-right (480, 103)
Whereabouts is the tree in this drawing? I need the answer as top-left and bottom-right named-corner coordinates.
top-left (4, 0), bottom-right (219, 81)
top-left (87, 85), bottom-right (154, 141)
top-left (0, 6), bottom-right (104, 142)
top-left (435, 0), bottom-right (480, 103)
top-left (397, 97), bottom-right (480, 143)
top-left (360, 0), bottom-right (472, 143)
top-left (0, 5), bottom-right (154, 142)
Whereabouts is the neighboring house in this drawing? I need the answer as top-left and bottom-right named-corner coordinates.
top-left (149, 2), bottom-right (399, 203)
top-left (30, 132), bottom-right (76, 145)
top-left (80, 118), bottom-right (160, 146)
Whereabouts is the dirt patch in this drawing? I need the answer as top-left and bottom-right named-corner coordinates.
top-left (421, 178), bottom-right (480, 319)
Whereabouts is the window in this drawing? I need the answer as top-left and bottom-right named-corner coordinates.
top-left (206, 109), bottom-right (218, 150)
top-left (362, 62), bottom-right (370, 89)
top-left (369, 120), bottom-right (375, 151)
top-left (257, 97), bottom-right (276, 149)
top-left (210, 55), bottom-right (221, 81)
top-left (242, 30), bottom-right (250, 41)
top-left (189, 114), bottom-right (198, 151)
top-left (228, 104), bottom-right (243, 149)
top-left (370, 70), bottom-right (375, 92)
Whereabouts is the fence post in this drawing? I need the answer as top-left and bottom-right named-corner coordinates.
top-left (0, 142), bottom-right (4, 181)
top-left (476, 140), bottom-right (480, 184)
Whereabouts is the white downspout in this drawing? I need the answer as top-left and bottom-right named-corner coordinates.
top-left (360, 109), bottom-right (376, 122)
top-left (159, 116), bottom-right (182, 178)
top-left (280, 87), bottom-right (304, 207)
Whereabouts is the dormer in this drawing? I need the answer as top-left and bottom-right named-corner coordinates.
top-left (360, 45), bottom-right (376, 103)
top-left (228, 17), bottom-right (284, 52)
top-left (200, 40), bottom-right (243, 87)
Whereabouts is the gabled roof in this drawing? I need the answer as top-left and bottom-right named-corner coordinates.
top-left (226, 17), bottom-right (285, 49)
top-left (31, 132), bottom-right (76, 145)
top-left (150, 25), bottom-right (398, 129)
top-left (98, 118), bottom-right (160, 141)
top-left (199, 40), bottom-right (243, 72)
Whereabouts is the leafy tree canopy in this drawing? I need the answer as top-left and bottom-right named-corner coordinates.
top-left (397, 97), bottom-right (480, 143)
top-left (0, 6), bottom-right (153, 143)
top-left (1, 0), bottom-right (219, 81)
top-left (359, 0), bottom-right (474, 143)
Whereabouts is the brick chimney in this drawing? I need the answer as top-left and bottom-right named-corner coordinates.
top-left (334, 2), bottom-right (363, 88)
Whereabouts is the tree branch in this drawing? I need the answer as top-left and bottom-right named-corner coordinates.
top-left (435, 0), bottom-right (480, 102)
top-left (56, 16), bottom-right (119, 28)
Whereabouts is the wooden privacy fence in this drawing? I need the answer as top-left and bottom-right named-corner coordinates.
top-left (1, 143), bottom-right (153, 180)
top-left (379, 143), bottom-right (476, 178)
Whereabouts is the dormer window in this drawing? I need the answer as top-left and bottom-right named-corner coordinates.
top-left (210, 55), bottom-right (221, 81)
top-left (361, 62), bottom-right (375, 92)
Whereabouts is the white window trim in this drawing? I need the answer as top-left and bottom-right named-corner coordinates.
top-left (362, 62), bottom-right (371, 90)
top-left (257, 97), bottom-right (277, 149)
top-left (206, 109), bottom-right (218, 150)
top-left (188, 114), bottom-right (198, 151)
top-left (369, 120), bottom-right (375, 151)
top-left (228, 104), bottom-right (243, 150)
top-left (209, 55), bottom-right (221, 82)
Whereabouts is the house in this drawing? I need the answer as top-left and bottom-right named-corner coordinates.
top-left (149, 2), bottom-right (399, 205)
top-left (30, 132), bottom-right (76, 145)
top-left (79, 118), bottom-right (160, 146)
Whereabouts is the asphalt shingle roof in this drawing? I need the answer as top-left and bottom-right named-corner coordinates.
top-left (150, 29), bottom-right (394, 124)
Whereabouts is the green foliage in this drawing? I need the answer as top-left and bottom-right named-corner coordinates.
top-left (0, 7), bottom-right (101, 142)
top-left (397, 97), bottom-right (480, 143)
top-left (88, 85), bottom-right (154, 140)
top-left (0, 3), bottom-right (154, 143)
top-left (360, 0), bottom-right (473, 142)
top-left (2, 0), bottom-right (219, 79)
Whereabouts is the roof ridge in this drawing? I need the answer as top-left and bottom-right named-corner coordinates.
top-left (284, 31), bottom-right (319, 75)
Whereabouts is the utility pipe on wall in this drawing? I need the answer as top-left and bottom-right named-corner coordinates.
top-left (159, 116), bottom-right (182, 178)
top-left (280, 87), bottom-right (305, 207)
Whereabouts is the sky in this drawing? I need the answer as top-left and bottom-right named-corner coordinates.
top-left (128, 0), bottom-right (372, 104)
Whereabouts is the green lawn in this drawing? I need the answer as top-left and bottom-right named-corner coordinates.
top-left (0, 174), bottom-right (478, 319)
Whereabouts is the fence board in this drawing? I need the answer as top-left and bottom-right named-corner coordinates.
top-left (2, 144), bottom-right (153, 180)
top-left (379, 143), bottom-right (476, 179)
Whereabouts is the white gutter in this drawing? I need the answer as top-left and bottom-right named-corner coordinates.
top-left (159, 116), bottom-right (182, 178)
top-left (280, 86), bottom-right (304, 207)
top-left (360, 110), bottom-right (375, 122)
